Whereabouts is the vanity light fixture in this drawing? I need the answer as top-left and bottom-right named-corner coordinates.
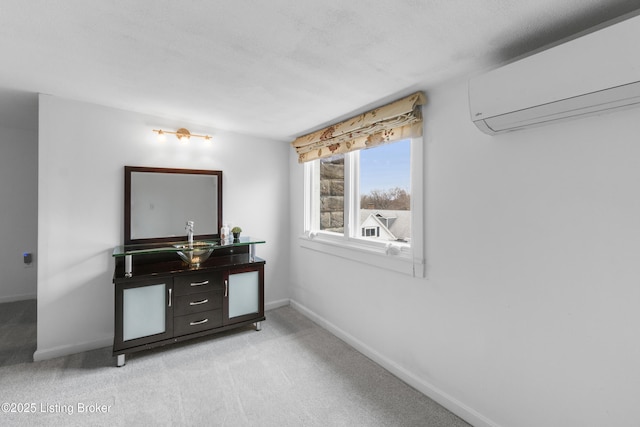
top-left (153, 128), bottom-right (212, 143)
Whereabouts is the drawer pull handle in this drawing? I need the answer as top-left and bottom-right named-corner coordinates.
top-left (189, 318), bottom-right (209, 326)
top-left (189, 299), bottom-right (209, 306)
top-left (224, 279), bottom-right (228, 297)
top-left (190, 280), bottom-right (209, 287)
top-left (168, 289), bottom-right (172, 307)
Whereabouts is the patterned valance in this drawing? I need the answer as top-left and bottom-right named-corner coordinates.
top-left (292, 92), bottom-right (426, 163)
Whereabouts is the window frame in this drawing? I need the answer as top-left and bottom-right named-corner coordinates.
top-left (300, 137), bottom-right (425, 277)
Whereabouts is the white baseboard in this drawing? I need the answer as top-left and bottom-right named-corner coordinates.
top-left (0, 293), bottom-right (37, 303)
top-left (289, 299), bottom-right (499, 427)
top-left (33, 335), bottom-right (113, 362)
top-left (265, 298), bottom-right (290, 311)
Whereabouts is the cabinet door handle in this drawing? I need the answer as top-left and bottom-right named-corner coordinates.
top-left (189, 298), bottom-right (209, 306)
top-left (224, 279), bottom-right (228, 297)
top-left (168, 288), bottom-right (172, 307)
top-left (190, 280), bottom-right (209, 287)
top-left (189, 318), bottom-right (209, 326)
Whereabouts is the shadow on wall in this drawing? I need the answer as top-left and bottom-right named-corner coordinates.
top-left (491, 4), bottom-right (640, 65)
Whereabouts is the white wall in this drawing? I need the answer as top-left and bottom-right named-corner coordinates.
top-left (36, 95), bottom-right (290, 360)
top-left (0, 124), bottom-right (38, 302)
top-left (289, 77), bottom-right (640, 427)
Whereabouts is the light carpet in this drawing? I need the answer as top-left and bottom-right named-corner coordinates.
top-left (0, 305), bottom-right (470, 426)
top-left (0, 299), bottom-right (37, 366)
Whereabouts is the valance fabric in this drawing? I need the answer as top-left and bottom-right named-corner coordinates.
top-left (292, 92), bottom-right (426, 163)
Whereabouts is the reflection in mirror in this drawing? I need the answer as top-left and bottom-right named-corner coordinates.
top-left (125, 166), bottom-right (222, 245)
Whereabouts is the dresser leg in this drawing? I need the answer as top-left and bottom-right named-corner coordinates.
top-left (116, 354), bottom-right (126, 367)
top-left (254, 321), bottom-right (262, 331)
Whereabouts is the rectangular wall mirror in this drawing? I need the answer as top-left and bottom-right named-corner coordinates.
top-left (124, 166), bottom-right (223, 245)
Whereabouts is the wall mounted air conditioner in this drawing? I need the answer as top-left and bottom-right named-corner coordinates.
top-left (469, 13), bottom-right (640, 135)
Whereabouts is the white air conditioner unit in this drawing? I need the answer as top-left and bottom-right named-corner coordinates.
top-left (469, 13), bottom-right (640, 135)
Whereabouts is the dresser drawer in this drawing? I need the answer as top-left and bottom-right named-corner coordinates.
top-left (174, 309), bottom-right (222, 336)
top-left (174, 290), bottom-right (223, 316)
top-left (173, 271), bottom-right (223, 296)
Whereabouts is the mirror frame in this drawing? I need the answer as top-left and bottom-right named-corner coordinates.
top-left (124, 166), bottom-right (223, 245)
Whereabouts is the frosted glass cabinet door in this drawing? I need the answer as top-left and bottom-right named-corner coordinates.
top-left (114, 277), bottom-right (173, 353)
top-left (122, 283), bottom-right (168, 341)
top-left (228, 271), bottom-right (259, 319)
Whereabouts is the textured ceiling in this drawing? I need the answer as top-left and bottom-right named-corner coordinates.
top-left (1, 1), bottom-right (639, 138)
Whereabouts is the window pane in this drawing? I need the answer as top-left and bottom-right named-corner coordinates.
top-left (319, 154), bottom-right (344, 233)
top-left (358, 140), bottom-right (411, 243)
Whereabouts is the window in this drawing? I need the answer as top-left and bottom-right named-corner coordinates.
top-left (312, 139), bottom-right (410, 244)
top-left (302, 137), bottom-right (424, 277)
top-left (363, 227), bottom-right (379, 237)
top-left (318, 154), bottom-right (345, 234)
top-left (359, 139), bottom-right (411, 244)
top-left (293, 92), bottom-right (425, 276)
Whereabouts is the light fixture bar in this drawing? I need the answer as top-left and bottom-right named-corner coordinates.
top-left (153, 128), bottom-right (212, 141)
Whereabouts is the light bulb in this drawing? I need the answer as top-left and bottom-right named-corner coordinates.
top-left (156, 130), bottom-right (166, 142)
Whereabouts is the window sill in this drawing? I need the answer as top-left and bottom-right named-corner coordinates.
top-left (298, 233), bottom-right (424, 277)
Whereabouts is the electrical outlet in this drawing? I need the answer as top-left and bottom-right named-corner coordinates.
top-left (23, 252), bottom-right (33, 268)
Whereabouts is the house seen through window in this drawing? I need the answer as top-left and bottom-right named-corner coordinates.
top-left (318, 139), bottom-right (411, 245)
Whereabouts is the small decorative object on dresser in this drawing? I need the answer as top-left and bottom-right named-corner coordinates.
top-left (231, 226), bottom-right (242, 241)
